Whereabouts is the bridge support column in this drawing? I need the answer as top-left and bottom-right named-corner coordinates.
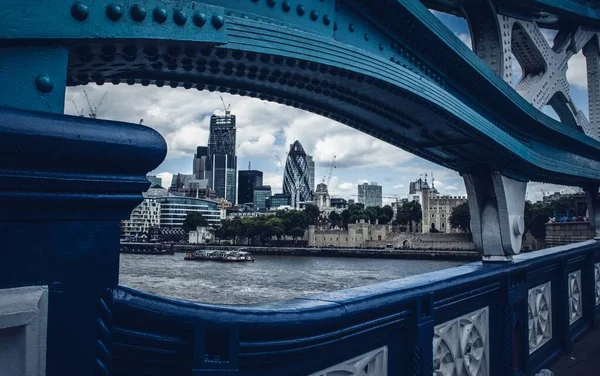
top-left (0, 43), bottom-right (166, 376)
top-left (584, 185), bottom-right (600, 239)
top-left (463, 172), bottom-right (527, 261)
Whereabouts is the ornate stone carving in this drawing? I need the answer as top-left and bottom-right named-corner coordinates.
top-left (595, 262), bottom-right (600, 306)
top-left (309, 346), bottom-right (387, 376)
top-left (568, 270), bottom-right (583, 325)
top-left (433, 307), bottom-right (489, 376)
top-left (528, 282), bottom-right (552, 354)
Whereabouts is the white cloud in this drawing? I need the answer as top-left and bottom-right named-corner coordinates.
top-left (540, 28), bottom-right (558, 47)
top-left (567, 51), bottom-right (587, 90)
top-left (238, 134), bottom-right (276, 157)
top-left (155, 172), bottom-right (173, 188)
top-left (445, 185), bottom-right (458, 191)
top-left (263, 172), bottom-right (283, 192)
top-left (456, 33), bottom-right (472, 50)
top-left (393, 184), bottom-right (405, 189)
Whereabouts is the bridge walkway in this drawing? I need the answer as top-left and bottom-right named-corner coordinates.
top-left (551, 327), bottom-right (600, 375)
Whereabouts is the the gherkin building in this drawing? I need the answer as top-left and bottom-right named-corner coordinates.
top-left (283, 141), bottom-right (313, 208)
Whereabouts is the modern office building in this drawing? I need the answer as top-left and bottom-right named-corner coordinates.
top-left (157, 196), bottom-right (221, 228)
top-left (307, 155), bottom-right (315, 194)
top-left (193, 146), bottom-right (209, 180)
top-left (146, 175), bottom-right (162, 187)
top-left (238, 170), bottom-right (263, 205)
top-left (120, 187), bottom-right (221, 236)
top-left (120, 198), bottom-right (161, 238)
top-left (206, 113), bottom-right (237, 203)
top-left (357, 182), bottom-right (383, 207)
top-left (253, 185), bottom-right (272, 211)
top-left (170, 173), bottom-right (194, 192)
top-left (282, 141), bottom-right (313, 208)
top-left (269, 193), bottom-right (292, 209)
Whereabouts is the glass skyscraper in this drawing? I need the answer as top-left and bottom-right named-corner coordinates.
top-left (206, 113), bottom-right (237, 203)
top-left (283, 141), bottom-right (313, 208)
top-left (238, 170), bottom-right (263, 205)
top-left (307, 155), bottom-right (315, 195)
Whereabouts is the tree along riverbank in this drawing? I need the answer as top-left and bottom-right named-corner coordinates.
top-left (120, 242), bottom-right (480, 261)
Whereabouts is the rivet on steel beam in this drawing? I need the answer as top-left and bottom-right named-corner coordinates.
top-left (267, 0), bottom-right (276, 7)
top-left (282, 1), bottom-right (291, 12)
top-left (35, 75), bottom-right (54, 93)
top-left (297, 5), bottom-right (306, 16)
top-left (106, 4), bottom-right (123, 21)
top-left (193, 12), bottom-right (207, 27)
top-left (174, 10), bottom-right (187, 25)
top-left (349, 23), bottom-right (355, 32)
top-left (212, 14), bottom-right (224, 29)
top-left (310, 10), bottom-right (318, 21)
top-left (334, 21), bottom-right (338, 31)
top-left (364, 33), bottom-right (369, 41)
top-left (71, 2), bottom-right (89, 21)
top-left (153, 7), bottom-right (167, 23)
top-left (130, 4), bottom-right (147, 22)
top-left (323, 15), bottom-right (331, 25)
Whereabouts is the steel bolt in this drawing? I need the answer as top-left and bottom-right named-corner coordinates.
top-left (130, 4), bottom-right (147, 22)
top-left (71, 2), bottom-right (89, 21)
top-left (174, 10), bottom-right (187, 25)
top-left (153, 7), bottom-right (167, 23)
top-left (106, 4), bottom-right (122, 21)
top-left (297, 5), bottom-right (306, 16)
top-left (193, 12), bottom-right (207, 27)
top-left (35, 75), bottom-right (53, 93)
top-left (212, 14), bottom-right (224, 29)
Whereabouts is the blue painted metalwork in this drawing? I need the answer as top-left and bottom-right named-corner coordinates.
top-left (110, 241), bottom-right (600, 375)
top-left (2, 0), bottom-right (600, 374)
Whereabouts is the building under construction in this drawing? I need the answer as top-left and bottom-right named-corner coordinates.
top-left (206, 112), bottom-right (237, 203)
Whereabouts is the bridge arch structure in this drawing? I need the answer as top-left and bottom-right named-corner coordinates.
top-left (2, 0), bottom-right (600, 375)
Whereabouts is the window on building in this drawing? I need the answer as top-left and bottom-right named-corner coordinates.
top-left (378, 235), bottom-right (382, 241)
top-left (442, 214), bottom-right (445, 218)
top-left (442, 223), bottom-right (445, 228)
top-left (431, 214), bottom-right (434, 218)
top-left (346, 237), bottom-right (348, 241)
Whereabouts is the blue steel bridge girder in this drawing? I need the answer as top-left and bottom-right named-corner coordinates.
top-left (3, 0), bottom-right (600, 372)
top-left (1, 2), bottom-right (600, 239)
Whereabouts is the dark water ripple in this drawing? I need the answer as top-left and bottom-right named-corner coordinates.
top-left (119, 253), bottom-right (464, 305)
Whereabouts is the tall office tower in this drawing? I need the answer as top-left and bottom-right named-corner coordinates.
top-left (307, 155), bottom-right (315, 194)
top-left (357, 182), bottom-right (383, 207)
top-left (238, 170), bottom-right (264, 205)
top-left (283, 141), bottom-right (313, 209)
top-left (193, 146), bottom-right (209, 180)
top-left (206, 113), bottom-right (237, 203)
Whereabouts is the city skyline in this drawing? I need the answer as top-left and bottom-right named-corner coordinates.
top-left (63, 10), bottom-right (589, 204)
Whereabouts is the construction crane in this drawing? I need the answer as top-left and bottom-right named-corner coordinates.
top-left (71, 101), bottom-right (85, 117)
top-left (83, 90), bottom-right (107, 119)
top-left (321, 156), bottom-right (337, 186)
top-left (274, 155), bottom-right (284, 172)
top-left (220, 96), bottom-right (231, 116)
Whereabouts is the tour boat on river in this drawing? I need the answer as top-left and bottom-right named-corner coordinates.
top-left (185, 250), bottom-right (255, 263)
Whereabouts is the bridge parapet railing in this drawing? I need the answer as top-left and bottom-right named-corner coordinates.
top-left (112, 240), bottom-right (600, 375)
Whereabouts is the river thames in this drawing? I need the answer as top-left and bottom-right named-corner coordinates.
top-left (119, 253), bottom-right (464, 304)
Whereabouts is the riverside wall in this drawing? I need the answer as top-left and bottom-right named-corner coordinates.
top-left (121, 242), bottom-right (479, 261)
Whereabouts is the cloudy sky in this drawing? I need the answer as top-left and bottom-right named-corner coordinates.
top-left (65, 10), bottom-right (590, 204)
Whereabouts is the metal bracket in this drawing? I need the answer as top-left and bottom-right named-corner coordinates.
top-left (464, 172), bottom-right (527, 261)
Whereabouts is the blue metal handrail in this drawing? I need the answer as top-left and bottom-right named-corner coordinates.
top-left (113, 240), bottom-right (600, 375)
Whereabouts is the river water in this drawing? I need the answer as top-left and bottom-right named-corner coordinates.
top-left (119, 253), bottom-right (464, 305)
